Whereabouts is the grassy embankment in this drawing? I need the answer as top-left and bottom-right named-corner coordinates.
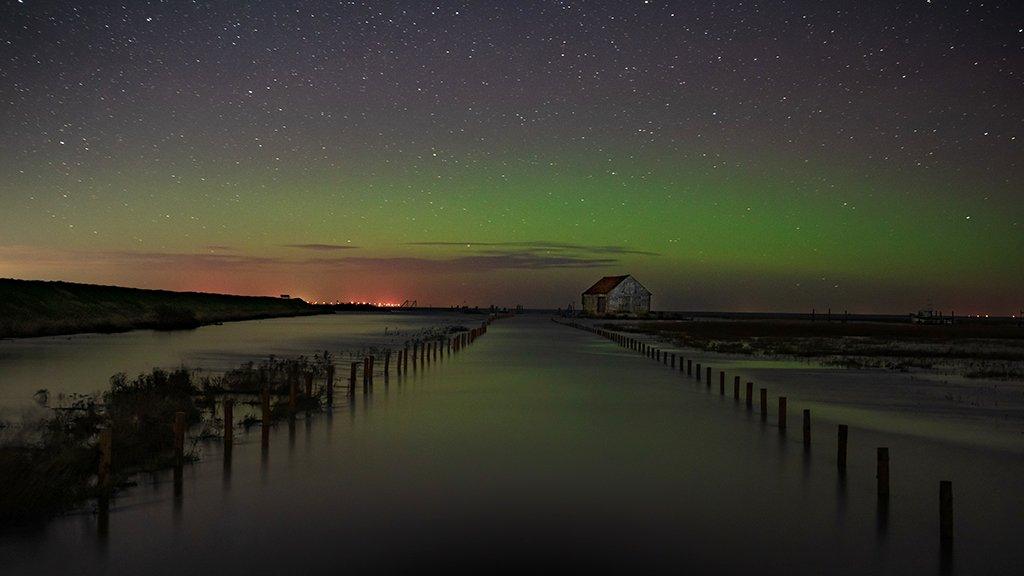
top-left (611, 320), bottom-right (1024, 379)
top-left (0, 278), bottom-right (328, 339)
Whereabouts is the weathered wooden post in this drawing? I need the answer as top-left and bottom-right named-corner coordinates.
top-left (802, 409), bottom-right (811, 449)
top-left (877, 447), bottom-right (890, 498)
top-left (413, 342), bottom-right (418, 364)
top-left (745, 382), bottom-right (753, 408)
top-left (837, 424), bottom-right (848, 473)
top-left (695, 362), bottom-right (701, 380)
top-left (733, 376), bottom-right (740, 400)
top-left (706, 366), bottom-right (712, 387)
top-left (304, 372), bottom-right (313, 398)
top-left (759, 388), bottom-right (768, 418)
top-left (940, 481), bottom-right (953, 548)
top-left (778, 397), bottom-right (787, 429)
top-left (384, 350), bottom-right (391, 377)
top-left (173, 411), bottom-right (186, 467)
top-left (223, 399), bottom-right (234, 446)
top-left (671, 354), bottom-right (676, 369)
top-left (326, 365), bottom-right (335, 406)
top-left (289, 376), bottom-right (298, 412)
top-left (369, 355), bottom-right (375, 388)
top-left (687, 360), bottom-right (693, 376)
top-left (261, 384), bottom-right (271, 447)
top-left (98, 428), bottom-right (112, 490)
top-left (719, 371), bottom-right (725, 395)
top-left (349, 361), bottom-right (358, 396)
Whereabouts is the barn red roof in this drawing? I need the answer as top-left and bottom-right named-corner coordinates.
top-left (583, 275), bottom-right (630, 295)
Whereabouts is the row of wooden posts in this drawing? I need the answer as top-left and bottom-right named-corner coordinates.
top-left (556, 319), bottom-right (954, 552)
top-left (96, 317), bottom-right (502, 498)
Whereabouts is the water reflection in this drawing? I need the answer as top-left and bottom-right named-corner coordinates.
top-left (3, 317), bottom-right (1022, 575)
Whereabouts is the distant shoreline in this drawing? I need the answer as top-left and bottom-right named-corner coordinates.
top-left (0, 278), bottom-right (343, 340)
top-left (0, 309), bottom-right (336, 341)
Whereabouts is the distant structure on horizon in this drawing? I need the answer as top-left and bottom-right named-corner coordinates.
top-left (581, 275), bottom-right (651, 316)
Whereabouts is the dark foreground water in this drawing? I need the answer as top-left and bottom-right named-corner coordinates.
top-left (1, 315), bottom-right (1022, 574)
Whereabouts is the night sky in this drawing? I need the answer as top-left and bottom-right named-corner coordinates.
top-left (1, 1), bottom-right (1021, 313)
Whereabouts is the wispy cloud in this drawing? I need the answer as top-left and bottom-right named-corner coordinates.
top-left (0, 245), bottom-right (613, 275)
top-left (305, 252), bottom-right (616, 272)
top-left (406, 240), bottom-right (659, 257)
top-left (283, 243), bottom-right (360, 251)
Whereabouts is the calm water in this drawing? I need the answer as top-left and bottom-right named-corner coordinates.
top-left (0, 311), bottom-right (470, 418)
top-left (1, 314), bottom-right (1022, 574)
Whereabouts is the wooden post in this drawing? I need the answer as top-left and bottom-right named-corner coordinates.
top-left (877, 447), bottom-right (890, 498)
top-left (745, 382), bottom-right (753, 408)
top-left (837, 424), bottom-right (848, 473)
top-left (671, 354), bottom-right (676, 369)
top-left (719, 371), bottom-right (725, 395)
top-left (706, 366), bottom-right (712, 387)
top-left (98, 428), bottom-right (112, 490)
top-left (802, 409), bottom-right (811, 449)
top-left (778, 397), bottom-right (787, 429)
top-left (759, 388), bottom-right (767, 418)
top-left (733, 376), bottom-right (740, 400)
top-left (349, 361), bottom-right (358, 396)
top-left (326, 365), bottom-right (335, 406)
top-left (304, 372), bottom-right (313, 398)
top-left (368, 355), bottom-right (375, 387)
top-left (289, 376), bottom-right (298, 412)
top-left (173, 411), bottom-right (186, 467)
top-left (687, 360), bottom-right (692, 376)
top-left (260, 385), bottom-right (271, 445)
top-left (223, 399), bottom-right (234, 446)
top-left (695, 363), bottom-right (701, 380)
top-left (940, 481), bottom-right (953, 547)
top-left (384, 350), bottom-right (391, 376)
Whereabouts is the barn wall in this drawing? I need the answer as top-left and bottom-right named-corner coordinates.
top-left (607, 278), bottom-right (651, 314)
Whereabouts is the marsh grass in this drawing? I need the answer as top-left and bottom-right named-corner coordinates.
top-left (611, 320), bottom-right (1024, 380)
top-left (0, 356), bottom-right (334, 528)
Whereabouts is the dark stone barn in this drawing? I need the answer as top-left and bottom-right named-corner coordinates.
top-left (581, 275), bottom-right (651, 316)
